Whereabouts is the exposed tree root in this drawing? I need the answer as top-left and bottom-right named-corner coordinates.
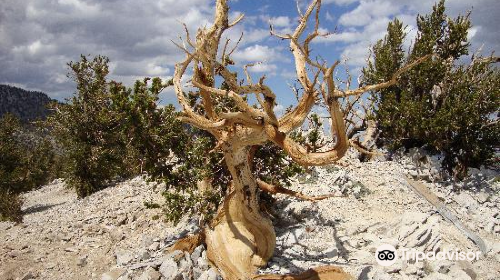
top-left (256, 179), bottom-right (341, 201)
top-left (253, 265), bottom-right (354, 280)
top-left (167, 232), bottom-right (205, 254)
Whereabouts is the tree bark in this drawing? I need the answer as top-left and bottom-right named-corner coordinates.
top-left (205, 146), bottom-right (276, 280)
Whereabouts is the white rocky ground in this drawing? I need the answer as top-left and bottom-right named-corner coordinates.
top-left (1, 149), bottom-right (499, 280)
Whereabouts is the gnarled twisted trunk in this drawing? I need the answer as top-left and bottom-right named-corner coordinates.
top-left (171, 1), bottom-right (427, 279)
top-left (206, 146), bottom-right (276, 280)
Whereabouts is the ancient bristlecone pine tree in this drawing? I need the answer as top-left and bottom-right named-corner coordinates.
top-left (173, 0), bottom-right (427, 279)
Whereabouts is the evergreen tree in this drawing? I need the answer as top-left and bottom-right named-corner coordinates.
top-left (363, 0), bottom-right (499, 178)
top-left (0, 114), bottom-right (57, 222)
top-left (49, 55), bottom-right (126, 197)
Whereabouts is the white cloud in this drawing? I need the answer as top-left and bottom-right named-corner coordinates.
top-left (265, 16), bottom-right (292, 28)
top-left (247, 63), bottom-right (278, 74)
top-left (222, 22), bottom-right (271, 48)
top-left (319, 0), bottom-right (500, 72)
top-left (338, 0), bottom-right (399, 27)
top-left (232, 44), bottom-right (283, 63)
top-left (316, 30), bottom-right (362, 43)
top-left (1, 0), bottom-right (498, 100)
top-left (280, 70), bottom-right (297, 80)
top-left (0, 0), bottom-right (213, 99)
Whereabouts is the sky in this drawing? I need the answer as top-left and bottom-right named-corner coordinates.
top-left (1, 0), bottom-right (499, 108)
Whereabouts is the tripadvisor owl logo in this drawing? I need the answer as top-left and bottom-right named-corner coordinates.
top-left (375, 244), bottom-right (482, 266)
top-left (375, 244), bottom-right (397, 266)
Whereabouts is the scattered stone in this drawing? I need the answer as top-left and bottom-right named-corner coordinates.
top-left (197, 252), bottom-right (209, 270)
top-left (447, 266), bottom-right (472, 280)
top-left (7, 250), bottom-right (20, 258)
top-left (352, 182), bottom-right (370, 199)
top-left (191, 245), bottom-right (204, 263)
top-left (116, 250), bottom-right (134, 266)
top-left (76, 255), bottom-right (88, 267)
top-left (159, 258), bottom-right (180, 280)
top-left (422, 272), bottom-right (454, 280)
top-left (129, 260), bottom-right (163, 270)
top-left (109, 230), bottom-right (125, 242)
top-left (373, 271), bottom-right (392, 280)
top-left (1, 150), bottom-right (498, 280)
top-left (408, 170), bottom-right (419, 178)
top-left (198, 268), bottom-right (218, 280)
top-left (178, 252), bottom-right (193, 274)
top-left (138, 267), bottom-right (161, 280)
top-left (141, 235), bottom-right (155, 248)
top-left (0, 223), bottom-right (13, 231)
top-left (64, 247), bottom-right (78, 253)
top-left (61, 234), bottom-right (72, 242)
top-left (193, 267), bottom-right (204, 279)
top-left (476, 192), bottom-right (490, 204)
top-left (148, 242), bottom-right (160, 251)
top-left (19, 272), bottom-right (35, 280)
top-left (101, 268), bottom-right (126, 280)
top-left (137, 248), bottom-right (150, 261)
top-left (46, 262), bottom-right (56, 269)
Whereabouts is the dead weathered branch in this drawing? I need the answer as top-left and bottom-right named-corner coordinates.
top-left (335, 54), bottom-right (432, 97)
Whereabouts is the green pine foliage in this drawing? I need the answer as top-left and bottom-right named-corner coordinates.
top-left (0, 114), bottom-right (58, 222)
top-left (48, 56), bottom-right (127, 197)
top-left (109, 77), bottom-right (181, 176)
top-left (48, 55), bottom-right (181, 198)
top-left (362, 0), bottom-right (499, 178)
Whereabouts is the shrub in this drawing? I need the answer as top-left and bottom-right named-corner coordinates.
top-left (108, 77), bottom-right (182, 176)
top-left (362, 0), bottom-right (500, 178)
top-left (48, 55), bottom-right (127, 197)
top-left (0, 190), bottom-right (23, 223)
top-left (0, 113), bottom-right (57, 221)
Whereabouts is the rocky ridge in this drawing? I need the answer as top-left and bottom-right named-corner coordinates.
top-left (0, 84), bottom-right (54, 122)
top-left (0, 149), bottom-right (499, 280)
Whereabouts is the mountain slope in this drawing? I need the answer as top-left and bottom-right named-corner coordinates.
top-left (0, 84), bottom-right (55, 122)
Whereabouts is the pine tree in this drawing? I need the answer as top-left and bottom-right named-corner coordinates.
top-left (362, 0), bottom-right (499, 178)
top-left (0, 113), bottom-right (57, 222)
top-left (49, 55), bottom-right (126, 197)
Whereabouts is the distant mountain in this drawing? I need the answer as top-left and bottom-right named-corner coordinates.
top-left (0, 84), bottom-right (55, 122)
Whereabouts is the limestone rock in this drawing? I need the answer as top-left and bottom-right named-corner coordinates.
top-left (138, 267), bottom-right (161, 280)
top-left (190, 245), bottom-right (203, 263)
top-left (198, 268), bottom-right (218, 280)
top-left (116, 250), bottom-right (134, 266)
top-left (159, 258), bottom-right (180, 280)
top-left (102, 268), bottom-right (126, 280)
